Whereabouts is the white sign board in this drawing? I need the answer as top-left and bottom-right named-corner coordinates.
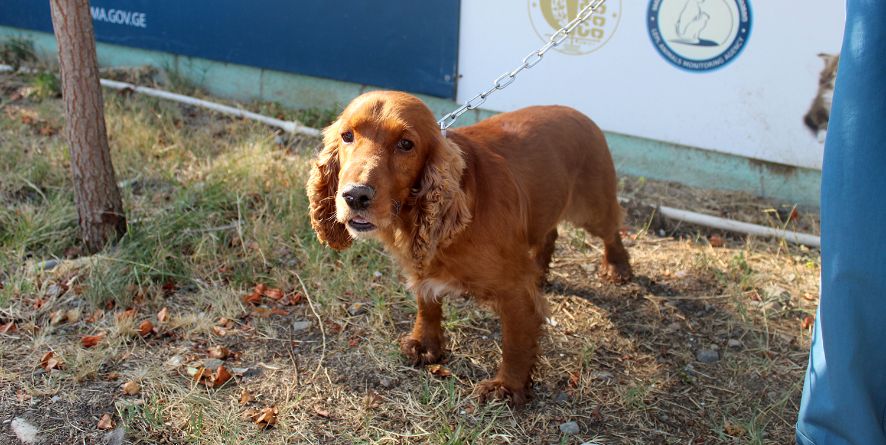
top-left (457, 0), bottom-right (845, 170)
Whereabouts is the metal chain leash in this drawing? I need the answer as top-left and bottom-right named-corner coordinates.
top-left (437, 0), bottom-right (607, 133)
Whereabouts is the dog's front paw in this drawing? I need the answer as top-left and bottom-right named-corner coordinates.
top-left (475, 378), bottom-right (529, 407)
top-left (399, 334), bottom-right (444, 366)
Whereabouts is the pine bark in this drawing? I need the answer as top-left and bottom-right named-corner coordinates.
top-left (50, 0), bottom-right (126, 253)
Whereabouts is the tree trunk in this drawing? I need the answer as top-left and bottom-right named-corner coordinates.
top-left (49, 0), bottom-right (126, 253)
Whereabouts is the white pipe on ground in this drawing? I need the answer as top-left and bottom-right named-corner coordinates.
top-left (2, 64), bottom-right (317, 137)
top-left (658, 205), bottom-right (821, 248)
top-left (3, 63), bottom-right (822, 248)
top-left (98, 79), bottom-right (321, 137)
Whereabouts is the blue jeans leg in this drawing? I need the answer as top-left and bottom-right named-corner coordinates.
top-left (796, 1), bottom-right (886, 443)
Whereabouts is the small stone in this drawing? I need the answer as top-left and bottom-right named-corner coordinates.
top-left (102, 427), bottom-right (125, 445)
top-left (553, 391), bottom-right (569, 403)
top-left (373, 271), bottom-right (383, 278)
top-left (559, 421), bottom-right (580, 435)
top-left (35, 259), bottom-right (59, 272)
top-left (50, 395), bottom-right (61, 403)
top-left (378, 377), bottom-right (397, 389)
top-left (165, 355), bottom-right (184, 368)
top-left (347, 303), bottom-right (367, 316)
top-left (727, 339), bottom-right (744, 350)
top-left (10, 417), bottom-right (38, 444)
top-left (291, 320), bottom-right (312, 331)
top-left (696, 349), bottom-right (720, 363)
top-left (45, 284), bottom-right (65, 299)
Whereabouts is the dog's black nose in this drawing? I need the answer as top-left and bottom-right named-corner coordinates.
top-left (342, 184), bottom-right (375, 210)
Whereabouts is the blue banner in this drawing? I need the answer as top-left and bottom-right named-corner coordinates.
top-left (0, 1), bottom-right (460, 98)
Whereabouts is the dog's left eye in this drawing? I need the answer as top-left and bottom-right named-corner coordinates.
top-left (397, 139), bottom-right (414, 152)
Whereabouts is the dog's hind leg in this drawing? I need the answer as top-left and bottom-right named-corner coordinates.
top-left (596, 231), bottom-right (632, 283)
top-left (578, 205), bottom-right (632, 283)
top-left (532, 228), bottom-right (558, 279)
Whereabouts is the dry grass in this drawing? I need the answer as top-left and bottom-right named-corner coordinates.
top-left (0, 67), bottom-right (819, 444)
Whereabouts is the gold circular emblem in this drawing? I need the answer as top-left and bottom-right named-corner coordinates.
top-left (529, 0), bottom-right (622, 55)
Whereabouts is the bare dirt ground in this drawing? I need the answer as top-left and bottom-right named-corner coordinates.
top-left (0, 67), bottom-right (819, 444)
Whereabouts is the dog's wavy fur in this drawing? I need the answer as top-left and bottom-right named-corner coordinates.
top-left (307, 91), bottom-right (631, 404)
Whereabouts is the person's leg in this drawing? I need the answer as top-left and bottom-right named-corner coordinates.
top-left (796, 1), bottom-right (886, 443)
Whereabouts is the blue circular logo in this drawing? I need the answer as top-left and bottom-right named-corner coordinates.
top-left (648, 0), bottom-right (752, 72)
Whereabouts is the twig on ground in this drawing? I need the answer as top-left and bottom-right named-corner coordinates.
top-left (291, 270), bottom-right (330, 385)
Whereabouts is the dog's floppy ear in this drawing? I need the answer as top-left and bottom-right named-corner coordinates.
top-left (306, 120), bottom-right (353, 250)
top-left (411, 134), bottom-right (471, 268)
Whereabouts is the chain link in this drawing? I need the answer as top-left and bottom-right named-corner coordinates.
top-left (438, 0), bottom-right (606, 132)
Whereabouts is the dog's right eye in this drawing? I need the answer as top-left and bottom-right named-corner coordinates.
top-left (341, 131), bottom-right (354, 143)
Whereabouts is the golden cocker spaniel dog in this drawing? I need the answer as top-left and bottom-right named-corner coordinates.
top-left (307, 91), bottom-right (631, 404)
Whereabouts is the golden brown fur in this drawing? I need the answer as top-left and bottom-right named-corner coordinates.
top-left (307, 91), bottom-right (631, 404)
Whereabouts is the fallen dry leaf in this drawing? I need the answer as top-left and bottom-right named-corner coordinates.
top-left (801, 315), bottom-right (815, 330)
top-left (252, 406), bottom-right (278, 429)
top-left (193, 367), bottom-right (209, 383)
top-left (252, 307), bottom-right (272, 318)
top-left (85, 309), bottom-right (104, 323)
top-left (121, 380), bottom-right (141, 395)
top-left (0, 321), bottom-right (16, 334)
top-left (157, 307), bottom-right (169, 323)
top-left (243, 292), bottom-right (262, 305)
top-left (326, 322), bottom-right (343, 334)
top-left (282, 292), bottom-right (303, 306)
top-left (38, 124), bottom-right (58, 137)
top-left (313, 406), bottom-right (330, 418)
top-left (39, 351), bottom-right (63, 371)
top-left (138, 320), bottom-right (154, 337)
top-left (115, 308), bottom-right (137, 321)
top-left (194, 365), bottom-right (233, 388)
top-left (264, 288), bottom-right (284, 300)
top-left (724, 421), bottom-right (746, 437)
top-left (97, 413), bottom-right (115, 430)
top-left (212, 366), bottom-right (233, 387)
top-left (365, 392), bottom-right (383, 409)
top-left (709, 235), bottom-right (725, 248)
top-left (81, 332), bottom-right (107, 348)
top-left (239, 389), bottom-right (253, 406)
top-left (568, 371), bottom-right (581, 388)
top-left (211, 326), bottom-right (227, 336)
top-left (427, 364), bottom-right (452, 378)
top-left (208, 345), bottom-right (231, 360)
top-left (49, 310), bottom-right (66, 325)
